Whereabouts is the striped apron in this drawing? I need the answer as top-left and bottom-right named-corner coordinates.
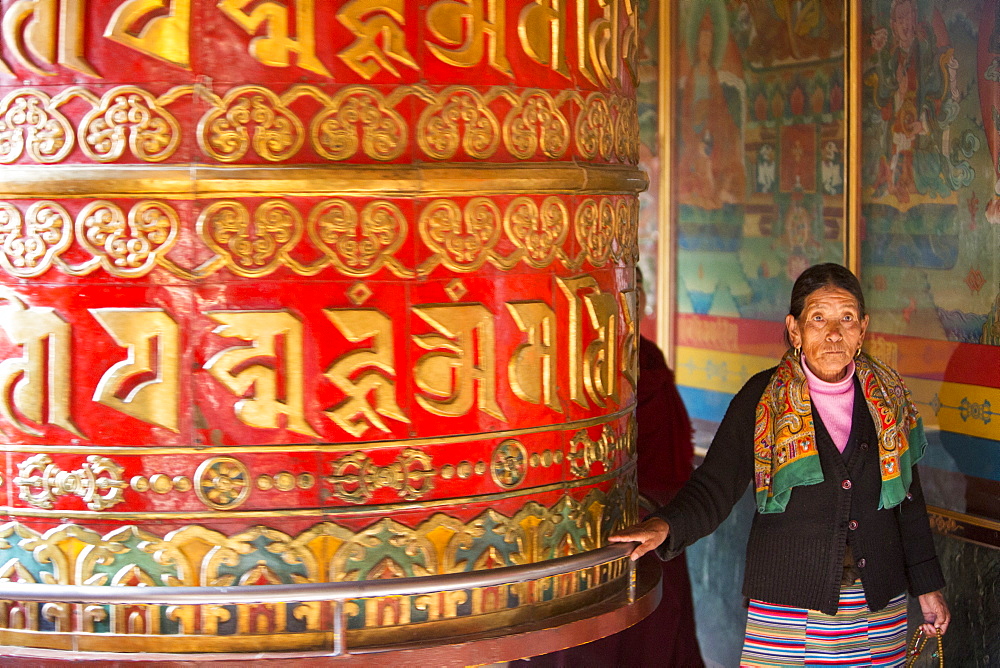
top-left (740, 582), bottom-right (907, 667)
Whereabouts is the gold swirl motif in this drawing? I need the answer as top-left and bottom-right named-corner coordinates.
top-left (200, 86), bottom-right (303, 162)
top-left (307, 198), bottom-right (407, 276)
top-left (575, 93), bottom-right (613, 161)
top-left (417, 87), bottom-right (500, 160)
top-left (615, 198), bottom-right (638, 264)
top-left (502, 91), bottom-right (570, 160)
top-left (504, 196), bottom-right (568, 268)
top-left (620, 98), bottom-right (640, 164)
top-left (195, 457), bottom-right (251, 510)
top-left (0, 201), bottom-right (72, 278)
top-left (419, 197), bottom-right (502, 272)
top-left (199, 200), bottom-right (302, 277)
top-left (312, 87), bottom-right (407, 161)
top-left (76, 201), bottom-right (179, 277)
top-left (79, 86), bottom-right (180, 162)
top-left (575, 198), bottom-right (615, 267)
top-left (0, 91), bottom-right (73, 164)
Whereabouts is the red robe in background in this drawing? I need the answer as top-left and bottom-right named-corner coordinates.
top-left (513, 336), bottom-right (704, 666)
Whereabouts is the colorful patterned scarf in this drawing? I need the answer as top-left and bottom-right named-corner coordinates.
top-left (753, 350), bottom-right (926, 514)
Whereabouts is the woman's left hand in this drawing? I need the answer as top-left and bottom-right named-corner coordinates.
top-left (917, 590), bottom-right (950, 637)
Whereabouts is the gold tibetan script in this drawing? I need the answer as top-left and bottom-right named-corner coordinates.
top-left (324, 308), bottom-right (409, 437)
top-left (518, 0), bottom-right (568, 77)
top-left (413, 303), bottom-right (506, 420)
top-left (218, 0), bottom-right (331, 76)
top-left (506, 300), bottom-right (560, 412)
top-left (105, 0), bottom-right (192, 68)
top-left (426, 0), bottom-right (511, 75)
top-left (0, 288), bottom-right (81, 437)
top-left (0, 0), bottom-right (95, 76)
top-left (205, 310), bottom-right (320, 437)
top-left (90, 308), bottom-right (181, 433)
top-left (558, 275), bottom-right (619, 409)
top-left (336, 0), bottom-right (417, 80)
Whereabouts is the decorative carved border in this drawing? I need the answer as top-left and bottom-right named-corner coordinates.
top-left (0, 192), bottom-right (639, 280)
top-left (0, 84), bottom-right (639, 167)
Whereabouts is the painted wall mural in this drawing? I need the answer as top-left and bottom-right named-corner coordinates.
top-left (859, 0), bottom-right (1000, 531)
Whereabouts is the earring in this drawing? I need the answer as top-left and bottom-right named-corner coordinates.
top-left (794, 346), bottom-right (801, 358)
top-left (855, 346), bottom-right (862, 359)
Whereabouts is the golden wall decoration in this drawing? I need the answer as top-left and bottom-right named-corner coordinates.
top-left (13, 454), bottom-right (127, 511)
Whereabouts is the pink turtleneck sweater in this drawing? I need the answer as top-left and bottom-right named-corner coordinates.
top-left (802, 357), bottom-right (855, 453)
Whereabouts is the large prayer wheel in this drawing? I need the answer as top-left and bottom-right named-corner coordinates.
top-left (0, 1), bottom-right (647, 661)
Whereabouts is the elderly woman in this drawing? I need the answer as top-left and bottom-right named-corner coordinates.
top-left (611, 263), bottom-right (950, 666)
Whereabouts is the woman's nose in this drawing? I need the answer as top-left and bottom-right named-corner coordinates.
top-left (826, 324), bottom-right (844, 340)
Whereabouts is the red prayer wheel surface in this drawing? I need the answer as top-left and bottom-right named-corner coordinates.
top-left (0, 1), bottom-right (646, 660)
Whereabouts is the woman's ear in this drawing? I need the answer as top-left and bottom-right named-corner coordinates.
top-left (785, 314), bottom-right (800, 347)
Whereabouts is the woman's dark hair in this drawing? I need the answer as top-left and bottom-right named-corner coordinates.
top-left (784, 263), bottom-right (866, 346)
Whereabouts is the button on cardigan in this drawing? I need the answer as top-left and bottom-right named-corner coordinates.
top-left (653, 367), bottom-right (945, 615)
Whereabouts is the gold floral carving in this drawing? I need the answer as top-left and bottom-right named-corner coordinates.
top-left (307, 198), bottom-right (410, 277)
top-left (575, 93), bottom-right (613, 161)
top-left (502, 90), bottom-right (571, 160)
top-left (194, 457), bottom-right (251, 510)
top-left (0, 85), bottom-right (640, 167)
top-left (199, 86), bottom-right (304, 162)
top-left (13, 454), bottom-right (127, 511)
top-left (0, 192), bottom-right (636, 280)
top-left (615, 198), bottom-right (638, 264)
top-left (76, 200), bottom-right (179, 277)
top-left (0, 201), bottom-right (72, 278)
top-left (79, 86), bottom-right (181, 163)
top-left (326, 448), bottom-right (435, 504)
top-left (198, 200), bottom-right (302, 277)
top-left (416, 86), bottom-right (500, 160)
top-left (311, 86), bottom-right (409, 161)
top-left (504, 196), bottom-right (569, 268)
top-left (418, 197), bottom-right (502, 272)
top-left (0, 91), bottom-right (73, 164)
top-left (575, 198), bottom-right (615, 267)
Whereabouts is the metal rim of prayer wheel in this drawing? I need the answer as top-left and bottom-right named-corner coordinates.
top-left (0, 1), bottom-right (648, 661)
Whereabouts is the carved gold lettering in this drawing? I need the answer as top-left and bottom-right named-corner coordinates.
top-left (90, 308), bottom-right (180, 433)
top-left (517, 0), bottom-right (568, 77)
top-left (412, 303), bottom-right (505, 420)
top-left (558, 275), bottom-right (618, 408)
top-left (204, 311), bottom-right (319, 437)
top-left (576, 0), bottom-right (617, 87)
top-left (583, 288), bottom-right (618, 406)
top-left (506, 301), bottom-right (560, 412)
top-left (619, 289), bottom-right (637, 393)
top-left (425, 0), bottom-right (511, 75)
top-left (0, 288), bottom-right (81, 437)
top-left (105, 0), bottom-right (192, 68)
top-left (336, 0), bottom-right (417, 80)
top-left (0, 0), bottom-right (96, 77)
top-left (218, 0), bottom-right (331, 77)
top-left (323, 308), bottom-right (409, 437)
top-left (621, 0), bottom-right (638, 84)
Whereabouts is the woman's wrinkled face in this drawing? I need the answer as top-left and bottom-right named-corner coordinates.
top-left (785, 286), bottom-right (869, 382)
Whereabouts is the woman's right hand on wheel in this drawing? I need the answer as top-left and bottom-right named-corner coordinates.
top-left (608, 517), bottom-right (670, 560)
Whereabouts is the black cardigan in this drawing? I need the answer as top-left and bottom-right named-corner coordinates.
top-left (654, 367), bottom-right (945, 615)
